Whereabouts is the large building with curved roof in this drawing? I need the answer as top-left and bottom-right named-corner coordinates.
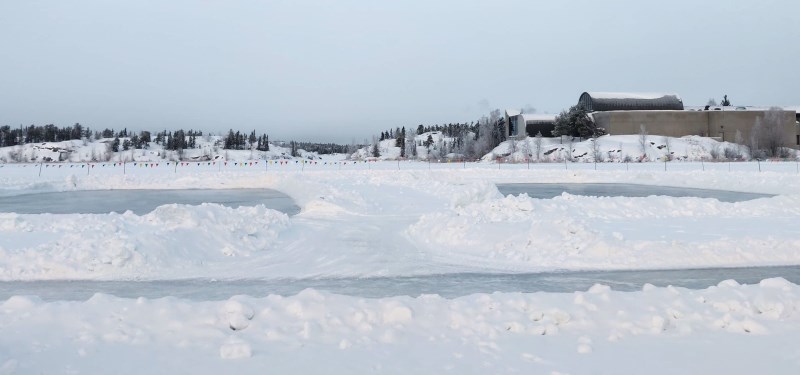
top-left (576, 91), bottom-right (798, 149)
top-left (498, 92), bottom-right (799, 150)
top-left (578, 92), bottom-right (684, 112)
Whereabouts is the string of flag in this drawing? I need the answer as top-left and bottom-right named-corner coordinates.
top-left (22, 159), bottom-right (386, 169)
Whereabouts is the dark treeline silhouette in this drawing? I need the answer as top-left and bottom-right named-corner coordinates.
top-left (222, 130), bottom-right (271, 152)
top-left (377, 123), bottom-right (478, 141)
top-left (0, 123), bottom-right (89, 146)
top-left (285, 141), bottom-right (351, 157)
top-left (0, 123), bottom-right (153, 148)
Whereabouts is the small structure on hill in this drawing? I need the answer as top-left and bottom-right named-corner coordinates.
top-left (502, 110), bottom-right (556, 138)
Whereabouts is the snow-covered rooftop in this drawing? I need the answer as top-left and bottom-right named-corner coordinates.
top-left (684, 105), bottom-right (798, 112)
top-left (586, 92), bottom-right (682, 101)
top-left (519, 113), bottom-right (556, 122)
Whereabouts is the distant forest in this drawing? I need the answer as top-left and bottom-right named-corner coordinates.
top-left (0, 123), bottom-right (352, 155)
top-left (2, 109), bottom-right (511, 159)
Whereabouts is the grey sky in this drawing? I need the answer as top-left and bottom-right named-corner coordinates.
top-left (1, 0), bottom-right (798, 143)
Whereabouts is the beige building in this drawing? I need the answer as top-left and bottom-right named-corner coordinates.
top-left (579, 92), bottom-right (800, 150)
top-left (593, 109), bottom-right (799, 148)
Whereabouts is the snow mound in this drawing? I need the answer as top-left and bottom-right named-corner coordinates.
top-left (4, 281), bottom-right (800, 372)
top-left (0, 204), bottom-right (290, 280)
top-left (408, 193), bottom-right (800, 271)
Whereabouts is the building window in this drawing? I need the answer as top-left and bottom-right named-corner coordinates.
top-left (797, 134), bottom-right (799, 145)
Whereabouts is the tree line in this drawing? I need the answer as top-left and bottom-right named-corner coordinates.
top-left (372, 109), bottom-right (508, 159)
top-left (0, 123), bottom-right (357, 157)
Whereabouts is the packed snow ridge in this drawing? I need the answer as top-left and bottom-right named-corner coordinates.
top-left (2, 279), bottom-right (800, 373)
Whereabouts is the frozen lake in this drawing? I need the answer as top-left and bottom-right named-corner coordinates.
top-left (0, 188), bottom-right (300, 215)
top-left (2, 266), bottom-right (798, 301)
top-left (496, 183), bottom-right (773, 202)
top-left (0, 184), bottom-right (770, 216)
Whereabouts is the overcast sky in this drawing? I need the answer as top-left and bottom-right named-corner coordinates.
top-left (1, 0), bottom-right (798, 142)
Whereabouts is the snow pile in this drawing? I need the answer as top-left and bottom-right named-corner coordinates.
top-left (0, 204), bottom-right (289, 279)
top-left (408, 192), bottom-right (800, 271)
top-left (2, 280), bottom-right (800, 373)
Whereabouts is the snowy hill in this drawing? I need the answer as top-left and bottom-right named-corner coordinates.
top-left (351, 131), bottom-right (464, 160)
top-left (0, 136), bottom-right (346, 164)
top-left (484, 134), bottom-right (799, 163)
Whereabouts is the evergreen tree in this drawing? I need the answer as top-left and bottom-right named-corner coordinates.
top-left (130, 133), bottom-right (140, 149)
top-left (553, 105), bottom-right (604, 139)
top-left (249, 130), bottom-right (257, 149)
top-left (140, 131), bottom-right (151, 145)
top-left (398, 127), bottom-right (406, 158)
top-left (372, 142), bottom-right (380, 157)
top-left (71, 123), bottom-right (83, 140)
top-left (224, 129), bottom-right (235, 149)
top-left (424, 134), bottom-right (434, 149)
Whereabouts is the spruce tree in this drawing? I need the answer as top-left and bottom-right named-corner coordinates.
top-left (372, 142), bottom-right (380, 157)
top-left (249, 130), bottom-right (256, 149)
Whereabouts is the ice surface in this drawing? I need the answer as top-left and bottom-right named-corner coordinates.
top-left (1, 266), bottom-right (799, 301)
top-left (0, 188), bottom-right (300, 215)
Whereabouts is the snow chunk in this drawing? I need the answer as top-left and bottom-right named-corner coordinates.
top-left (224, 300), bottom-right (255, 331)
top-left (587, 284), bottom-right (611, 294)
top-left (2, 296), bottom-right (40, 311)
top-left (382, 301), bottom-right (414, 324)
top-left (759, 278), bottom-right (793, 290)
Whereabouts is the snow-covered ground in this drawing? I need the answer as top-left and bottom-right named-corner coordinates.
top-left (3, 279), bottom-right (800, 374)
top-left (2, 159), bottom-right (799, 280)
top-left (2, 151), bottom-right (800, 373)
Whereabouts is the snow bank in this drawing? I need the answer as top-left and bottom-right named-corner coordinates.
top-left (0, 204), bottom-right (289, 280)
top-left (408, 193), bottom-right (800, 271)
top-left (2, 280), bottom-right (800, 373)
